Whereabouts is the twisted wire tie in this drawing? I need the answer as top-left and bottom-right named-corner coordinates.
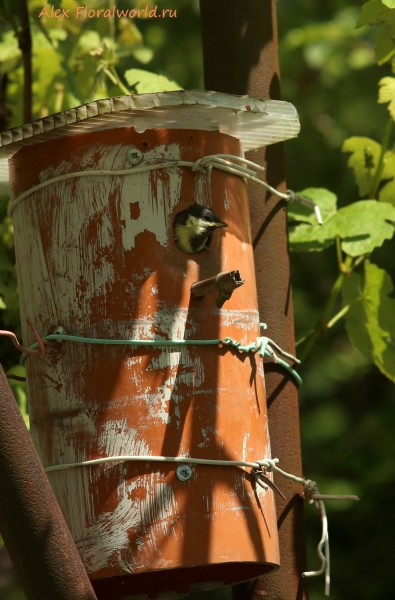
top-left (8, 153), bottom-right (323, 224)
top-left (0, 318), bottom-right (56, 359)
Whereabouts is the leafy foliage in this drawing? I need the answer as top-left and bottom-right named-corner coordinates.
top-left (289, 188), bottom-right (395, 256)
top-left (287, 1), bottom-right (395, 385)
top-left (342, 260), bottom-right (395, 381)
top-left (279, 2), bottom-right (395, 599)
top-left (1, 0), bottom-right (184, 126)
top-left (124, 67), bottom-right (181, 92)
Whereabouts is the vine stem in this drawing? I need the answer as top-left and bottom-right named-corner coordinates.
top-left (369, 117), bottom-right (393, 199)
top-left (297, 256), bottom-right (353, 362)
top-left (108, 66), bottom-right (130, 96)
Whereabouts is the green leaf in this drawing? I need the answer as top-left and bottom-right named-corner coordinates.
top-left (337, 200), bottom-right (395, 255)
top-left (288, 188), bottom-right (340, 252)
top-left (374, 31), bottom-right (395, 65)
top-left (132, 47), bottom-right (154, 65)
top-left (342, 261), bottom-right (395, 382)
top-left (288, 187), bottom-right (338, 223)
top-left (288, 189), bottom-right (395, 256)
top-left (342, 137), bottom-right (381, 197)
top-left (124, 68), bottom-right (182, 93)
top-left (379, 179), bottom-right (395, 204)
top-left (378, 76), bottom-right (395, 119)
top-left (0, 30), bottom-right (20, 75)
top-left (379, 149), bottom-right (395, 205)
top-left (356, 0), bottom-right (395, 37)
top-left (339, 268), bottom-right (374, 365)
top-left (382, 0), bottom-right (395, 8)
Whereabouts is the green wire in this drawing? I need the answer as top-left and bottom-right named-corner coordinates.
top-left (36, 334), bottom-right (222, 346)
top-left (25, 332), bottom-right (301, 386)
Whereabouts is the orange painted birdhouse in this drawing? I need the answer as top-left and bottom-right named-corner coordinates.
top-left (0, 91), bottom-right (300, 599)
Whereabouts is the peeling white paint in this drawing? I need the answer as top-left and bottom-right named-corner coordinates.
top-left (81, 485), bottom-right (141, 572)
top-left (242, 433), bottom-right (250, 463)
top-left (194, 170), bottom-right (212, 207)
top-left (119, 144), bottom-right (182, 250)
top-left (75, 476), bottom-right (178, 574)
top-left (99, 420), bottom-right (151, 459)
top-left (218, 309), bottom-right (260, 331)
top-left (144, 377), bottom-right (174, 425)
top-left (224, 189), bottom-right (230, 210)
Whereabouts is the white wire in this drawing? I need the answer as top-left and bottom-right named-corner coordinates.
top-left (44, 454), bottom-right (279, 473)
top-left (8, 154), bottom-right (322, 224)
top-left (43, 451), bottom-right (356, 595)
top-left (302, 500), bottom-right (330, 596)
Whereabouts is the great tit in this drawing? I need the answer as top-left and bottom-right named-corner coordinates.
top-left (173, 204), bottom-right (228, 254)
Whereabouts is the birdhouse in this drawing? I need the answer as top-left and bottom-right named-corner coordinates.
top-left (0, 90), bottom-right (300, 599)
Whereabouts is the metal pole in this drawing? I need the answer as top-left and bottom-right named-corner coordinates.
top-left (0, 363), bottom-right (98, 600)
top-left (199, 1), bottom-right (309, 599)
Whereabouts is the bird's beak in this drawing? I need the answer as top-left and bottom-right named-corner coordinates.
top-left (211, 221), bottom-right (228, 228)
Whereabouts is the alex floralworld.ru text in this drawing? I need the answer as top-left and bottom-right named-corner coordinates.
top-left (39, 5), bottom-right (177, 18)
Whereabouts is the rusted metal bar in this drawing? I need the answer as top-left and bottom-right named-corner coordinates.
top-left (0, 363), bottom-right (98, 600)
top-left (191, 270), bottom-right (244, 307)
top-left (200, 1), bottom-right (309, 599)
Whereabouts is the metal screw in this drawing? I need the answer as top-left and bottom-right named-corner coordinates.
top-left (126, 146), bottom-right (143, 165)
top-left (176, 464), bottom-right (193, 482)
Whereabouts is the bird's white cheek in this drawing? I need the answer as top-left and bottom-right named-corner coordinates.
top-left (187, 215), bottom-right (206, 234)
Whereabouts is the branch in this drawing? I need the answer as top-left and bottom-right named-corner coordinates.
top-left (17, 0), bottom-right (32, 124)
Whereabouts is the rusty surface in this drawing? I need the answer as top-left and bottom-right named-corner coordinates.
top-left (200, 1), bottom-right (309, 599)
top-left (0, 364), bottom-right (97, 600)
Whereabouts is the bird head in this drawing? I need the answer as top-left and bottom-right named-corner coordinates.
top-left (173, 204), bottom-right (228, 254)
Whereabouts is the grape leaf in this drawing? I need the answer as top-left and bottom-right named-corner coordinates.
top-left (378, 76), bottom-right (395, 120)
top-left (342, 137), bottom-right (381, 197)
top-left (374, 31), bottom-right (395, 65)
top-left (342, 271), bottom-right (372, 357)
top-left (288, 188), bottom-right (395, 255)
top-left (356, 0), bottom-right (395, 38)
top-left (337, 200), bottom-right (395, 256)
top-left (379, 149), bottom-right (395, 205)
top-left (342, 261), bottom-right (395, 382)
top-left (124, 69), bottom-right (181, 93)
top-left (342, 137), bottom-right (395, 204)
top-left (288, 188), bottom-right (340, 252)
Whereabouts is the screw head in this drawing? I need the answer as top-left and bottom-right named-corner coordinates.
top-left (176, 464), bottom-right (193, 482)
top-left (126, 146), bottom-right (143, 165)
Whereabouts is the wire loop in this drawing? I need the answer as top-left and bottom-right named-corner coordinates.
top-left (8, 153), bottom-right (322, 224)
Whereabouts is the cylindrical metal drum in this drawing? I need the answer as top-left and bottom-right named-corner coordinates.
top-left (9, 122), bottom-right (280, 598)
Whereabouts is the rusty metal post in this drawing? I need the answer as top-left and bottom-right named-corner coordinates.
top-left (199, 1), bottom-right (309, 599)
top-left (0, 364), bottom-right (98, 600)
